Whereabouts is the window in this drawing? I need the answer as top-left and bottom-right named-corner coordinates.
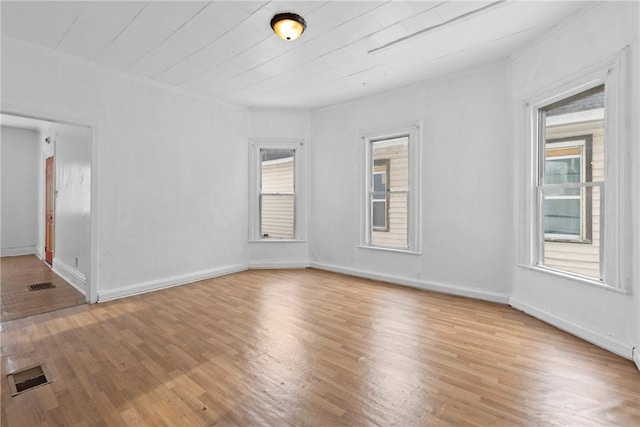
top-left (249, 140), bottom-right (304, 241)
top-left (260, 149), bottom-right (295, 239)
top-left (372, 159), bottom-right (389, 231)
top-left (536, 85), bottom-right (605, 281)
top-left (519, 53), bottom-right (631, 291)
top-left (543, 136), bottom-right (592, 242)
top-left (362, 123), bottom-right (420, 252)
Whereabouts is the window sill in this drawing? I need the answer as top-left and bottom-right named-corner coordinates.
top-left (248, 239), bottom-right (307, 243)
top-left (357, 245), bottom-right (421, 255)
top-left (516, 264), bottom-right (629, 294)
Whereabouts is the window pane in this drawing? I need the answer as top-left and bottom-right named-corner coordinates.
top-left (373, 172), bottom-right (386, 194)
top-left (372, 138), bottom-right (408, 191)
top-left (538, 84), bottom-right (605, 280)
top-left (260, 149), bottom-right (294, 239)
top-left (372, 200), bottom-right (386, 229)
top-left (543, 186), bottom-right (601, 279)
top-left (543, 84), bottom-right (604, 118)
top-left (543, 198), bottom-right (580, 236)
top-left (261, 149), bottom-right (294, 193)
top-left (372, 158), bottom-right (388, 230)
top-left (370, 137), bottom-right (409, 247)
top-left (261, 194), bottom-right (294, 239)
top-left (545, 157), bottom-right (580, 184)
top-left (372, 192), bottom-right (407, 249)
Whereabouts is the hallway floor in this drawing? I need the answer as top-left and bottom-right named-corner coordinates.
top-left (1, 255), bottom-right (85, 321)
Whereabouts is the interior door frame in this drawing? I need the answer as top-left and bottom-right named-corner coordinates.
top-left (1, 103), bottom-right (99, 303)
top-left (44, 155), bottom-right (55, 265)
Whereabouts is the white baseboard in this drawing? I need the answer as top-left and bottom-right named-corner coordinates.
top-left (310, 261), bottom-right (509, 304)
top-left (634, 346), bottom-right (639, 371)
top-left (52, 259), bottom-right (86, 295)
top-left (1, 246), bottom-right (36, 257)
top-left (249, 261), bottom-right (310, 269)
top-left (97, 263), bottom-right (249, 303)
top-left (509, 297), bottom-right (633, 360)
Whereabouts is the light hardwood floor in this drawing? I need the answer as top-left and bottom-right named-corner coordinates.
top-left (1, 255), bottom-right (85, 321)
top-left (1, 268), bottom-right (638, 426)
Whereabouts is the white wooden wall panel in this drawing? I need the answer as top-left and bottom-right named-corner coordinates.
top-left (96, 2), bottom-right (209, 70)
top-left (126, 3), bottom-right (250, 78)
top-left (57, 2), bottom-right (147, 59)
top-left (182, 44), bottom-right (278, 91)
top-left (156, 24), bottom-right (267, 86)
top-left (4, 1), bottom-right (85, 48)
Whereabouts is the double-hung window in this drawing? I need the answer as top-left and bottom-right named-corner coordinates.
top-left (260, 149), bottom-right (295, 239)
top-left (249, 140), bottom-right (304, 241)
top-left (537, 85), bottom-right (604, 280)
top-left (361, 123), bottom-right (420, 252)
top-left (523, 52), bottom-right (631, 291)
top-left (543, 136), bottom-right (593, 243)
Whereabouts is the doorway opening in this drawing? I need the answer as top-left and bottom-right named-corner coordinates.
top-left (0, 112), bottom-right (94, 320)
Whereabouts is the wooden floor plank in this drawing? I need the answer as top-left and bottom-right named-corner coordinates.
top-left (1, 255), bottom-right (85, 321)
top-left (1, 268), bottom-right (638, 426)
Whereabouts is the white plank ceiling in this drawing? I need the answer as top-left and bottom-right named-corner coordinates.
top-left (1, 1), bottom-right (593, 109)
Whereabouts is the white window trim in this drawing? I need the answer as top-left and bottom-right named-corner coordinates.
top-left (359, 121), bottom-right (421, 254)
top-left (248, 138), bottom-right (306, 242)
top-left (517, 49), bottom-right (631, 292)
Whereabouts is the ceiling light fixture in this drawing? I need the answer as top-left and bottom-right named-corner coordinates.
top-left (270, 13), bottom-right (306, 41)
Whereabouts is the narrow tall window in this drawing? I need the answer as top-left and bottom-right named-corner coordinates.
top-left (249, 140), bottom-right (304, 242)
top-left (369, 137), bottom-right (409, 248)
top-left (537, 85), bottom-right (604, 280)
top-left (362, 123), bottom-right (420, 253)
top-left (260, 149), bottom-right (295, 239)
top-left (372, 159), bottom-right (389, 231)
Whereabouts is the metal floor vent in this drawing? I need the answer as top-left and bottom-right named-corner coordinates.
top-left (28, 282), bottom-right (56, 291)
top-left (7, 364), bottom-right (52, 396)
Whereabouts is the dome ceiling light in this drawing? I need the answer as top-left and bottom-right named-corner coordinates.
top-left (270, 13), bottom-right (307, 41)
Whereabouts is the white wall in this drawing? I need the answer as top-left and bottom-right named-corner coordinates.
top-left (511, 1), bottom-right (639, 359)
top-left (309, 60), bottom-right (513, 303)
top-left (50, 123), bottom-right (92, 292)
top-left (248, 110), bottom-right (310, 268)
top-left (0, 126), bottom-right (38, 256)
top-left (1, 38), bottom-right (250, 301)
top-left (632, 6), bottom-right (640, 372)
